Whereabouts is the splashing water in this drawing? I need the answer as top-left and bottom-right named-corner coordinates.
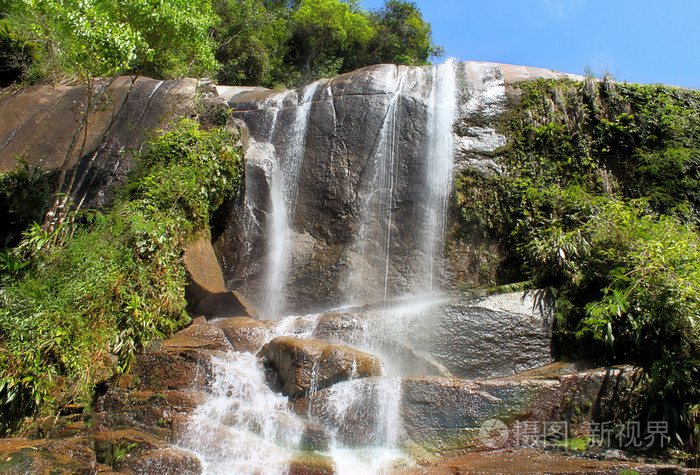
top-left (180, 353), bottom-right (304, 474)
top-left (184, 60), bottom-right (473, 474)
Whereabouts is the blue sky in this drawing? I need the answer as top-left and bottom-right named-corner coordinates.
top-left (361, 0), bottom-right (700, 89)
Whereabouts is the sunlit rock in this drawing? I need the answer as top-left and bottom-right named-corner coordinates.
top-left (265, 336), bottom-right (382, 398)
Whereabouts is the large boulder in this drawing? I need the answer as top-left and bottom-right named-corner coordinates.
top-left (429, 291), bottom-right (554, 378)
top-left (161, 323), bottom-right (233, 352)
top-left (299, 293), bottom-right (551, 380)
top-left (265, 336), bottom-right (382, 398)
top-left (212, 316), bottom-right (274, 353)
top-left (183, 232), bottom-right (257, 319)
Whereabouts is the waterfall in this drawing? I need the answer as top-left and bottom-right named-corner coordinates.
top-left (180, 353), bottom-right (306, 474)
top-left (342, 62), bottom-right (457, 305)
top-left (420, 60), bottom-right (457, 292)
top-left (186, 61), bottom-right (470, 474)
top-left (345, 66), bottom-right (407, 305)
top-left (263, 82), bottom-right (320, 319)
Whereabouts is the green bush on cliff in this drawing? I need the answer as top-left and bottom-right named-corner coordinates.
top-left (454, 77), bottom-right (700, 449)
top-left (0, 119), bottom-right (243, 435)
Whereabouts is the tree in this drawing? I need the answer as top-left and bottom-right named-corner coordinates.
top-left (4, 0), bottom-right (217, 80)
top-left (367, 0), bottom-right (443, 66)
top-left (3, 0), bottom-right (219, 228)
top-left (211, 0), bottom-right (442, 86)
top-left (213, 0), bottom-right (290, 87)
top-left (288, 0), bottom-right (374, 81)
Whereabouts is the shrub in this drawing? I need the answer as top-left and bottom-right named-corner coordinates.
top-left (454, 77), bottom-right (700, 449)
top-left (0, 119), bottom-right (243, 434)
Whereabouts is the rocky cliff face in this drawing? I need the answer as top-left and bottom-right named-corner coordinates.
top-left (0, 62), bottom-right (581, 315)
top-left (0, 76), bottom-right (198, 210)
top-left (213, 62), bottom-right (582, 314)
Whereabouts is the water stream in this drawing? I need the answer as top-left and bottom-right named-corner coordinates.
top-left (263, 82), bottom-right (321, 319)
top-left (184, 62), bottom-right (465, 473)
top-left (420, 59), bottom-right (457, 292)
top-left (345, 65), bottom-right (408, 304)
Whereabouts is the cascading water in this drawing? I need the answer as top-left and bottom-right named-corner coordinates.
top-left (345, 66), bottom-right (407, 304)
top-left (263, 82), bottom-right (321, 319)
top-left (420, 59), bottom-right (457, 292)
top-left (180, 352), bottom-right (305, 474)
top-left (184, 61), bottom-right (469, 474)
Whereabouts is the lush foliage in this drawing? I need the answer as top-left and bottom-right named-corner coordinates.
top-left (0, 20), bottom-right (40, 86)
top-left (1, 0), bottom-right (218, 81)
top-left (287, 0), bottom-right (374, 81)
top-left (366, 0), bottom-right (443, 66)
top-left (0, 120), bottom-right (243, 435)
top-left (454, 77), bottom-right (700, 449)
top-left (1, 0), bottom-right (441, 88)
top-left (213, 0), bottom-right (290, 86)
top-left (0, 159), bottom-right (53, 249)
top-left (212, 0), bottom-right (442, 87)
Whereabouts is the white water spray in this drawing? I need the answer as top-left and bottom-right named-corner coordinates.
top-left (263, 82), bottom-right (321, 319)
top-left (421, 59), bottom-right (457, 292)
top-left (180, 353), bottom-right (305, 474)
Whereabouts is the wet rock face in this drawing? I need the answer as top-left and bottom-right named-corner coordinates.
top-left (430, 291), bottom-right (554, 378)
top-left (400, 377), bottom-right (501, 443)
top-left (217, 65), bottom-right (435, 312)
top-left (297, 293), bottom-right (551, 380)
top-left (265, 336), bottom-right (382, 398)
top-left (214, 62), bottom-right (583, 315)
top-left (300, 377), bottom-right (404, 447)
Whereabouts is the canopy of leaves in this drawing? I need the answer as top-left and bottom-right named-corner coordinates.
top-left (1, 0), bottom-right (441, 87)
top-left (2, 0), bottom-right (218, 81)
top-left (213, 0), bottom-right (290, 86)
top-left (366, 0), bottom-right (443, 67)
top-left (213, 0), bottom-right (442, 87)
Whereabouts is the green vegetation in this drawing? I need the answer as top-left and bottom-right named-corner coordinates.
top-left (0, 119), bottom-right (243, 435)
top-left (1, 0), bottom-right (441, 88)
top-left (1, 0), bottom-right (217, 82)
top-left (0, 160), bottom-right (53, 249)
top-left (454, 77), bottom-right (700, 450)
top-left (213, 0), bottom-right (442, 87)
top-left (0, 21), bottom-right (39, 86)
